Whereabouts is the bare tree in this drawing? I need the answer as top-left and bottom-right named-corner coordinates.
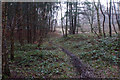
top-left (60, 3), bottom-right (65, 36)
top-left (100, 1), bottom-right (106, 37)
top-left (65, 2), bottom-right (68, 37)
top-left (107, 0), bottom-right (112, 37)
top-left (73, 2), bottom-right (78, 34)
top-left (109, 0), bottom-right (112, 37)
top-left (112, 6), bottom-right (118, 34)
top-left (113, 1), bottom-right (120, 31)
top-left (83, 1), bottom-right (95, 33)
top-left (94, 0), bottom-right (102, 36)
top-left (69, 2), bottom-right (74, 34)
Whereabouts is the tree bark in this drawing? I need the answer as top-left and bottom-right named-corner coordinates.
top-left (19, 3), bottom-right (24, 45)
top-left (109, 1), bottom-right (112, 37)
top-left (10, 25), bottom-right (14, 60)
top-left (33, 5), bottom-right (37, 43)
top-left (113, 2), bottom-right (120, 31)
top-left (94, 1), bottom-right (102, 36)
top-left (69, 3), bottom-right (74, 34)
top-left (100, 1), bottom-right (106, 37)
top-left (65, 2), bottom-right (68, 37)
top-left (73, 2), bottom-right (77, 34)
top-left (27, 4), bottom-right (30, 44)
top-left (60, 3), bottom-right (64, 36)
top-left (112, 6), bottom-right (117, 34)
top-left (2, 3), bottom-right (10, 78)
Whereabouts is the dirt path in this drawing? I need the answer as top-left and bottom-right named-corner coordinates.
top-left (47, 31), bottom-right (96, 78)
top-left (47, 31), bottom-right (62, 38)
top-left (49, 41), bottom-right (96, 78)
top-left (61, 47), bottom-right (96, 78)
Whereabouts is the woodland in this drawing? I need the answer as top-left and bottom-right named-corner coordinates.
top-left (2, 0), bottom-right (120, 79)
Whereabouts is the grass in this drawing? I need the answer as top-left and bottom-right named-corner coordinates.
top-left (52, 33), bottom-right (119, 78)
top-left (9, 33), bottom-right (119, 78)
top-left (9, 41), bottom-right (77, 78)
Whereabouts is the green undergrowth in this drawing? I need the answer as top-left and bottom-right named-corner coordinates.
top-left (14, 43), bottom-right (38, 51)
top-left (52, 33), bottom-right (119, 78)
top-left (9, 42), bottom-right (77, 78)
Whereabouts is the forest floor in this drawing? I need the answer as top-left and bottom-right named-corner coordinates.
top-left (8, 31), bottom-right (119, 78)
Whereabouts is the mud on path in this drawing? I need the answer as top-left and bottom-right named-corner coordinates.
top-left (49, 41), bottom-right (96, 78)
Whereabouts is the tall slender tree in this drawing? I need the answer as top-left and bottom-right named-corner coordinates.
top-left (60, 2), bottom-right (65, 36)
top-left (2, 2), bottom-right (10, 78)
top-left (112, 6), bottom-right (117, 34)
top-left (109, 0), bottom-right (112, 37)
top-left (94, 0), bottom-right (102, 36)
top-left (100, 1), bottom-right (106, 37)
top-left (65, 2), bottom-right (68, 37)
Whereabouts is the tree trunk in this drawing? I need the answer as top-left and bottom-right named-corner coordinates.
top-left (60, 3), bottom-right (64, 36)
top-left (10, 15), bottom-right (16, 61)
top-left (10, 27), bottom-right (14, 60)
top-left (94, 1), bottom-right (102, 36)
top-left (73, 2), bottom-right (77, 34)
top-left (91, 3), bottom-right (94, 33)
top-left (2, 39), bottom-right (10, 78)
top-left (97, 8), bottom-right (102, 36)
top-left (108, 1), bottom-right (112, 37)
top-left (33, 25), bottom-right (36, 43)
top-left (65, 2), bottom-right (68, 37)
top-left (77, 15), bottom-right (79, 34)
top-left (32, 6), bottom-right (36, 43)
top-left (19, 3), bottom-right (24, 45)
top-left (27, 4), bottom-right (30, 44)
top-left (100, 1), bottom-right (106, 37)
top-left (69, 3), bottom-right (74, 34)
top-left (2, 3), bottom-right (10, 78)
top-left (112, 6), bottom-right (117, 34)
top-left (113, 2), bottom-right (120, 31)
